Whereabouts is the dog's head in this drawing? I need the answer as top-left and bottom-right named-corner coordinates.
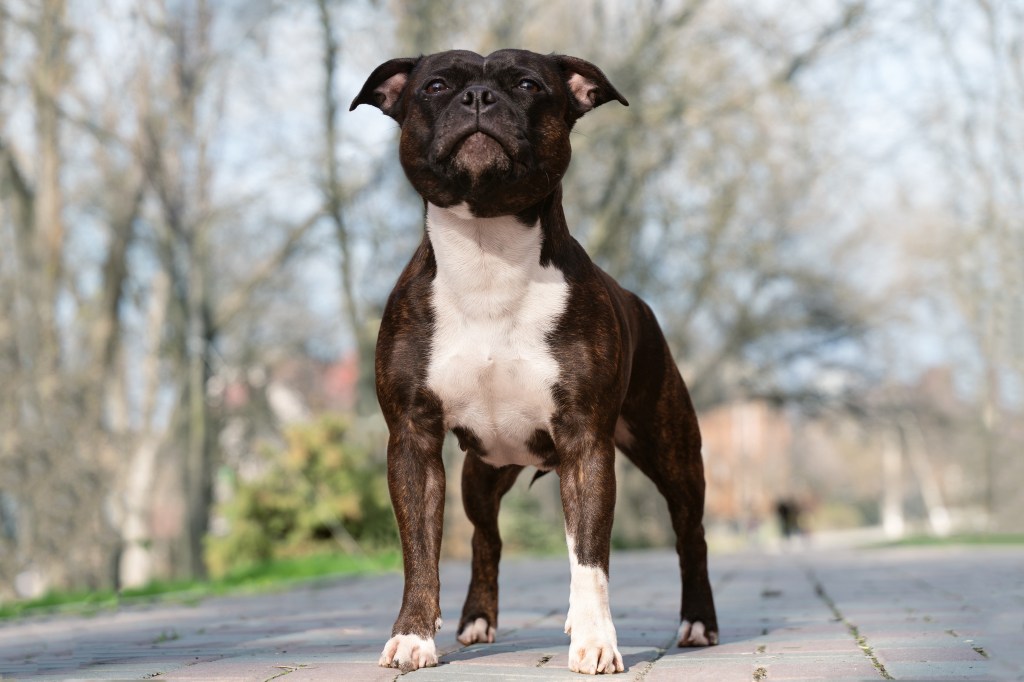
top-left (351, 49), bottom-right (627, 217)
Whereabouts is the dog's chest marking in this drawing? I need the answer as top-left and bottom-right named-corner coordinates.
top-left (425, 203), bottom-right (568, 469)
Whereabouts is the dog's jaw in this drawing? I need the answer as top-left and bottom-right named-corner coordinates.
top-left (451, 132), bottom-right (512, 186)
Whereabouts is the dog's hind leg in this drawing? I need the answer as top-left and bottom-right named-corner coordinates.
top-left (457, 453), bottom-right (522, 645)
top-left (618, 402), bottom-right (719, 646)
top-left (616, 307), bottom-right (718, 647)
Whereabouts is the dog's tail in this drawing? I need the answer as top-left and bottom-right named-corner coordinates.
top-left (529, 469), bottom-right (550, 488)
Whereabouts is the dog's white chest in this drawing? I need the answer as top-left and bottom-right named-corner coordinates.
top-left (425, 203), bottom-right (568, 468)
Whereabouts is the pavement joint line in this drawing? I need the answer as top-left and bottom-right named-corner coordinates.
top-left (511, 606), bottom-right (564, 667)
top-left (902, 568), bottom-right (969, 605)
top-left (436, 606), bottom-right (563, 664)
top-left (623, 561), bottom-right (737, 680)
top-left (804, 566), bottom-right (894, 681)
top-left (629, 629), bottom-right (680, 681)
top-left (632, 659), bottom-right (656, 681)
top-left (262, 663), bottom-right (303, 682)
top-left (625, 558), bottom-right (736, 680)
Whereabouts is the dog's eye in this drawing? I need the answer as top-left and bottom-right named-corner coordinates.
top-left (424, 79), bottom-right (450, 94)
top-left (517, 79), bottom-right (541, 93)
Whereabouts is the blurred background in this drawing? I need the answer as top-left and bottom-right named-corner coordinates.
top-left (0, 0), bottom-right (1021, 603)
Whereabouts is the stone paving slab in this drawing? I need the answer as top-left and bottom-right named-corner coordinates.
top-left (0, 546), bottom-right (1021, 680)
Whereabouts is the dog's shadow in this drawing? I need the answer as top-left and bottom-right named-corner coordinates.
top-left (438, 628), bottom-right (710, 672)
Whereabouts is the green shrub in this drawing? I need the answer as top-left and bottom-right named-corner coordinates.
top-left (499, 487), bottom-right (566, 555)
top-left (205, 415), bottom-right (397, 577)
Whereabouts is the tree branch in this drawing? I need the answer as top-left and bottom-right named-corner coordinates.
top-left (780, 1), bottom-right (868, 83)
top-left (213, 207), bottom-right (325, 330)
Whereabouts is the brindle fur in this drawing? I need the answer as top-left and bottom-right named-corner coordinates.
top-left (352, 47), bottom-right (717, 654)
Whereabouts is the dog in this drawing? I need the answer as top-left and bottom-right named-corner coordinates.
top-left (350, 48), bottom-right (717, 675)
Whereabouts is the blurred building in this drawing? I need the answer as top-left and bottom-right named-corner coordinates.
top-left (700, 401), bottom-right (794, 530)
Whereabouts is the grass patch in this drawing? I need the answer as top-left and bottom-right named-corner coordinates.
top-left (0, 588), bottom-right (121, 619)
top-left (214, 550), bottom-right (401, 588)
top-left (876, 533), bottom-right (1024, 548)
top-left (0, 550), bottom-right (400, 621)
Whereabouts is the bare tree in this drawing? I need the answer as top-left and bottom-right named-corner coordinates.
top-left (317, 0), bottom-right (380, 413)
top-left (135, 0), bottom-right (329, 578)
top-left (912, 0), bottom-right (1024, 527)
top-left (0, 0), bottom-right (136, 593)
top-left (0, 0), bottom-right (337, 592)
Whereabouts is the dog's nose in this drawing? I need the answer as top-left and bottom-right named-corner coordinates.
top-left (461, 85), bottom-right (496, 112)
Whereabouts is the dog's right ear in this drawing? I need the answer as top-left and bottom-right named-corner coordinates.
top-left (349, 57), bottom-right (419, 122)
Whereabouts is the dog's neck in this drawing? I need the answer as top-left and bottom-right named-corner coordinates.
top-left (426, 202), bottom-right (555, 312)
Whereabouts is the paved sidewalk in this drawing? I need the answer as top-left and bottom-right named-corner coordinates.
top-left (1, 546), bottom-right (1021, 681)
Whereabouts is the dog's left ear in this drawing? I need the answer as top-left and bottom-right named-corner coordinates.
top-left (554, 55), bottom-right (629, 119)
top-left (350, 57), bottom-right (419, 122)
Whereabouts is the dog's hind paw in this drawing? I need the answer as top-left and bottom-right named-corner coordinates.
top-left (677, 619), bottom-right (718, 647)
top-left (457, 617), bottom-right (495, 645)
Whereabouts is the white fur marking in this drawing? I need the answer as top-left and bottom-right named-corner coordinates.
top-left (378, 633), bottom-right (437, 670)
top-left (677, 619), bottom-right (716, 646)
top-left (564, 534), bottom-right (623, 674)
top-left (426, 202), bottom-right (569, 469)
top-left (457, 617), bottom-right (496, 645)
top-left (447, 202), bottom-right (476, 220)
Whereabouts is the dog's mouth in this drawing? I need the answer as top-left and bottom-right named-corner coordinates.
top-left (451, 131), bottom-right (512, 183)
top-left (431, 121), bottom-right (521, 186)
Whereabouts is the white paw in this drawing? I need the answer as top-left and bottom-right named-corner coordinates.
top-left (563, 536), bottom-right (623, 674)
top-left (563, 569), bottom-right (623, 673)
top-left (677, 619), bottom-right (718, 647)
top-left (457, 617), bottom-right (495, 645)
top-left (378, 633), bottom-right (438, 671)
top-left (568, 635), bottom-right (624, 675)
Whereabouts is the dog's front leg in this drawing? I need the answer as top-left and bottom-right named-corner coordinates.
top-left (557, 433), bottom-right (624, 675)
top-left (378, 425), bottom-right (446, 672)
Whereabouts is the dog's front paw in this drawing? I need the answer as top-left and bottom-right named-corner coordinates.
top-left (378, 634), bottom-right (438, 672)
top-left (457, 617), bottom-right (495, 645)
top-left (676, 619), bottom-right (718, 647)
top-left (565, 610), bottom-right (622, 674)
top-left (568, 636), bottom-right (624, 675)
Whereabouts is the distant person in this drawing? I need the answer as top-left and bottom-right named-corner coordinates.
top-left (775, 498), bottom-right (802, 539)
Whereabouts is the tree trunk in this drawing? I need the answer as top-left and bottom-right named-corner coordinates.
top-left (318, 0), bottom-right (378, 414)
top-left (30, 0), bottom-right (68, 406)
